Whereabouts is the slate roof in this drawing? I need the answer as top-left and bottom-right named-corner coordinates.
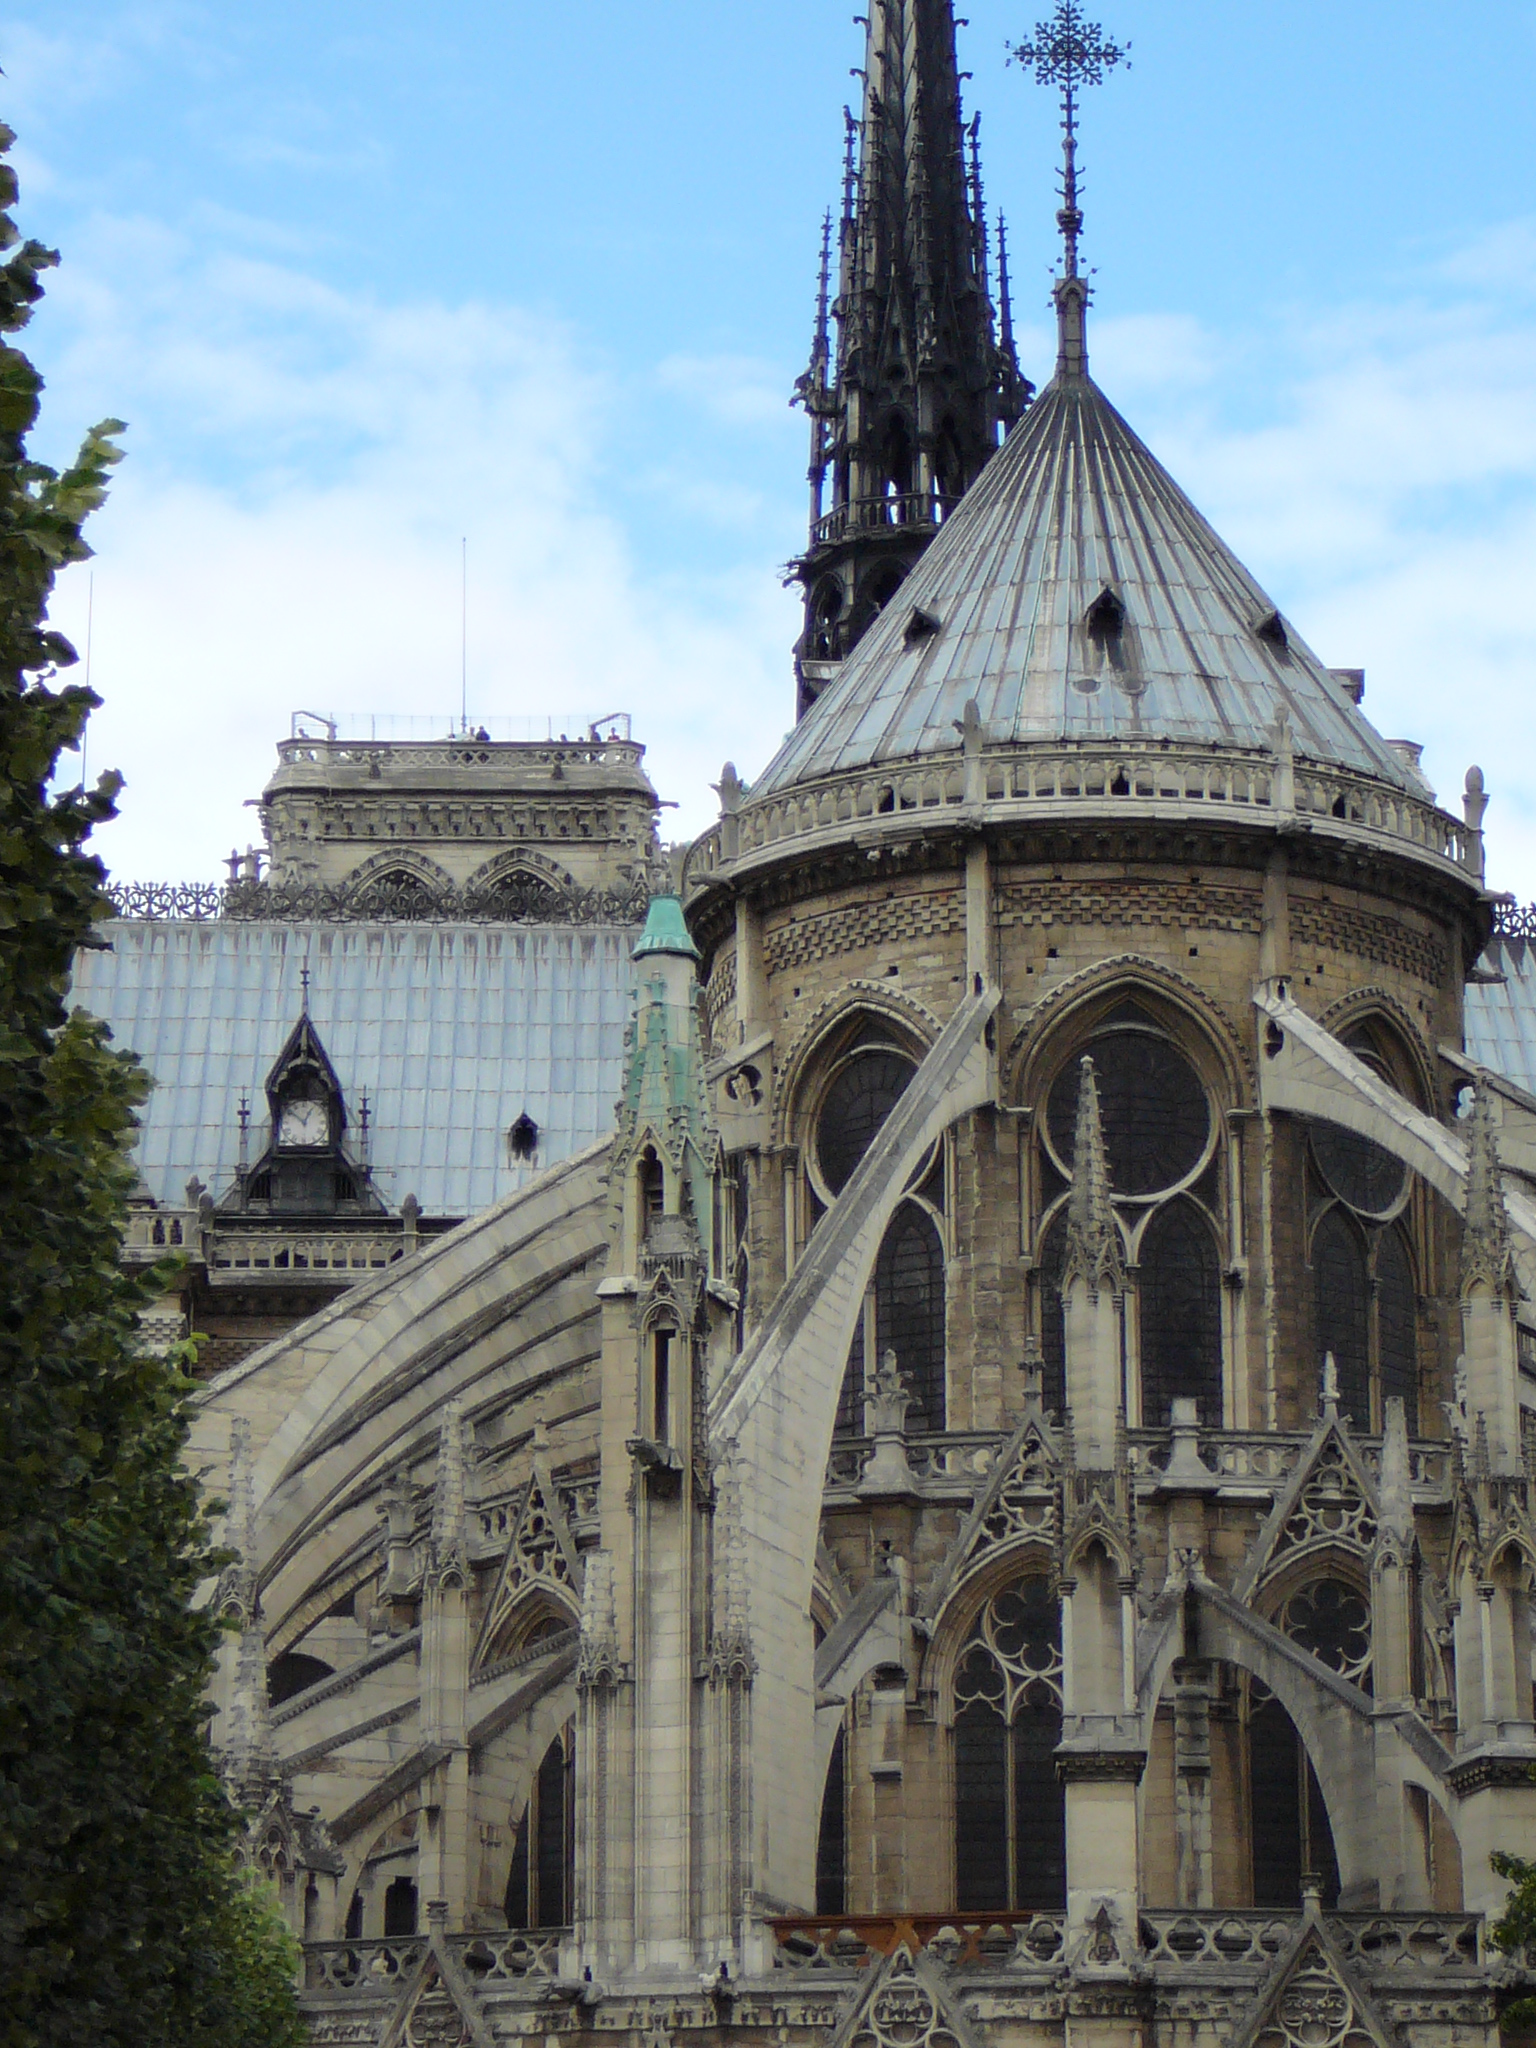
top-left (756, 369), bottom-right (1420, 798)
top-left (69, 920), bottom-right (639, 1214)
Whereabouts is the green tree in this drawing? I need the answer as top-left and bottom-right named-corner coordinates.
top-left (1492, 1851), bottom-right (1536, 2031)
top-left (0, 122), bottom-right (304, 2045)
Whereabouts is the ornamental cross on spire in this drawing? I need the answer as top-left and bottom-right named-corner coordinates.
top-left (1011, 1), bottom-right (1127, 280)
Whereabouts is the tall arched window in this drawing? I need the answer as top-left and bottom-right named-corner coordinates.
top-left (953, 1575), bottom-right (1064, 1911)
top-left (815, 1724), bottom-right (847, 1913)
top-left (1037, 1007), bottom-right (1223, 1427)
top-left (1247, 1576), bottom-right (1370, 1908)
top-left (875, 1203), bottom-right (946, 1432)
top-left (1307, 1019), bottom-right (1424, 1431)
top-left (505, 1727), bottom-right (575, 1931)
top-left (1139, 1199), bottom-right (1223, 1427)
top-left (814, 1034), bottom-right (946, 1437)
top-left (1312, 1206), bottom-right (1371, 1424)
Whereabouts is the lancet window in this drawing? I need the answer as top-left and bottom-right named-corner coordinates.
top-left (1247, 1575), bottom-right (1370, 1907)
top-left (952, 1575), bottom-right (1065, 1911)
top-left (505, 1726), bottom-right (575, 1932)
top-left (1307, 1024), bottom-right (1424, 1432)
top-left (810, 1032), bottom-right (949, 1437)
top-left (1036, 1003), bottom-right (1224, 1426)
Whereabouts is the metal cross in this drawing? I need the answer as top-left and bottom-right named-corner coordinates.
top-left (1011, 1), bottom-right (1128, 278)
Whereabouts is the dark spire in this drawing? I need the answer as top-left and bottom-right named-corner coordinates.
top-left (1011, 0), bottom-right (1128, 379)
top-left (790, 0), bottom-right (1031, 719)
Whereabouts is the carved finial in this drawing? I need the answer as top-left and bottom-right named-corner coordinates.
top-left (1011, 1), bottom-right (1128, 378)
top-left (427, 1401), bottom-right (469, 1587)
top-left (1462, 1085), bottom-right (1514, 1299)
top-left (1320, 1350), bottom-right (1340, 1414)
top-left (713, 762), bottom-right (745, 817)
top-left (1380, 1396), bottom-right (1413, 1541)
top-left (1061, 1056), bottom-right (1123, 1299)
top-left (1020, 1335), bottom-right (1045, 1408)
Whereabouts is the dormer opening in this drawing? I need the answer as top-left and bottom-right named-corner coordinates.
top-left (1085, 585), bottom-right (1128, 668)
top-left (1254, 608), bottom-right (1289, 652)
top-left (639, 1148), bottom-right (665, 1237)
top-left (508, 1112), bottom-right (539, 1163)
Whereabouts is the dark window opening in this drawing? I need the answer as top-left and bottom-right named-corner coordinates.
top-left (509, 1113), bottom-right (539, 1162)
top-left (875, 1202), bottom-right (946, 1432)
top-left (815, 1724), bottom-right (847, 1913)
top-left (334, 1171), bottom-right (356, 1203)
top-left (639, 1151), bottom-right (665, 1232)
top-left (1139, 1198), bottom-right (1223, 1426)
top-left (1376, 1224), bottom-right (1419, 1431)
top-left (1248, 1683), bottom-right (1339, 1907)
top-left (652, 1326), bottom-right (673, 1443)
top-left (1313, 1207), bottom-right (1371, 1424)
top-left (267, 1650), bottom-right (335, 1708)
top-left (954, 1578), bottom-right (1064, 1911)
top-left (1280, 1577), bottom-right (1373, 1694)
top-left (817, 1050), bottom-right (915, 1196)
top-left (835, 1314), bottom-right (865, 1438)
top-left (505, 1730), bottom-right (574, 1931)
top-left (344, 1889), bottom-right (364, 1939)
top-left (383, 1876), bottom-right (418, 1936)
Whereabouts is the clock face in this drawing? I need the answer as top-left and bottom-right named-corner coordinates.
top-left (278, 1098), bottom-right (329, 1148)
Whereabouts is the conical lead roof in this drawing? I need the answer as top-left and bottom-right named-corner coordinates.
top-left (754, 366), bottom-right (1417, 799)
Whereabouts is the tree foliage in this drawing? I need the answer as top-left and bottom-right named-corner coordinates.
top-left (1492, 1851), bottom-right (1536, 2031)
top-left (0, 121), bottom-right (303, 2045)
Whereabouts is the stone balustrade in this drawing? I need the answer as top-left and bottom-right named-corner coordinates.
top-left (686, 742), bottom-right (1478, 895)
top-left (209, 1233), bottom-right (409, 1276)
top-left (823, 1427), bottom-right (1459, 1506)
top-left (769, 1912), bottom-right (1068, 1971)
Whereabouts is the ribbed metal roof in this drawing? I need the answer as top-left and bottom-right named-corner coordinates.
top-left (1466, 942), bottom-right (1536, 1097)
top-left (69, 921), bottom-right (639, 1214)
top-left (756, 371), bottom-right (1419, 797)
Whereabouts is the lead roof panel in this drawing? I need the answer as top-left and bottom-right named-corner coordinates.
top-left (759, 374), bottom-right (1420, 797)
top-left (70, 920), bottom-right (639, 1214)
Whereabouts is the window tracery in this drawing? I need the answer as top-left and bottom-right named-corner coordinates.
top-left (1034, 1004), bottom-right (1224, 1426)
top-left (814, 1031), bottom-right (947, 1438)
top-left (1307, 1021), bottom-right (1425, 1431)
top-left (952, 1575), bottom-right (1065, 1911)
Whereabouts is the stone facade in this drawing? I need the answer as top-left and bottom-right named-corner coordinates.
top-left (149, 10), bottom-right (1536, 2046)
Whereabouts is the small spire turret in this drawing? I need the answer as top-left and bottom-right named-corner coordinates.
top-left (789, 0), bottom-right (1031, 715)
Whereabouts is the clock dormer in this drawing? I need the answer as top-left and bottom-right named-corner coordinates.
top-left (231, 1013), bottom-right (384, 1217)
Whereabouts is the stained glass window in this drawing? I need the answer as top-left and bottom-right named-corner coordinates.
top-left (953, 1577), bottom-right (1064, 1910)
top-left (1376, 1226), bottom-right (1419, 1432)
top-left (1138, 1198), bottom-right (1223, 1426)
top-left (1046, 1030), bottom-right (1209, 1196)
top-left (1313, 1207), bottom-right (1371, 1425)
top-left (875, 1202), bottom-right (946, 1431)
top-left (815, 1725), bottom-right (847, 1913)
top-left (1247, 1684), bottom-right (1339, 1908)
top-left (1311, 1121), bottom-right (1407, 1218)
top-left (817, 1051), bottom-right (915, 1196)
top-left (505, 1728), bottom-right (575, 1931)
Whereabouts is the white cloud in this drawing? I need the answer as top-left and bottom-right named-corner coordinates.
top-left (31, 169), bottom-right (1536, 907)
top-left (38, 214), bottom-right (800, 879)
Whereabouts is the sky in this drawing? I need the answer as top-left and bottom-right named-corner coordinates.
top-left (8, 0), bottom-right (1536, 893)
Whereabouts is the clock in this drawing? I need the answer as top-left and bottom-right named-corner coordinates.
top-left (278, 1098), bottom-right (329, 1148)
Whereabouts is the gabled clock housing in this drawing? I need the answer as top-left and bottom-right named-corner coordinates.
top-left (233, 1014), bottom-right (384, 1216)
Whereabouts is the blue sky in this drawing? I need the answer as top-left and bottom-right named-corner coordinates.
top-left (10, 0), bottom-right (1536, 890)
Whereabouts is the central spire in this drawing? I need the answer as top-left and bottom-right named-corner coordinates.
top-left (790, 0), bottom-right (1030, 719)
top-left (1011, 1), bottom-right (1128, 379)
